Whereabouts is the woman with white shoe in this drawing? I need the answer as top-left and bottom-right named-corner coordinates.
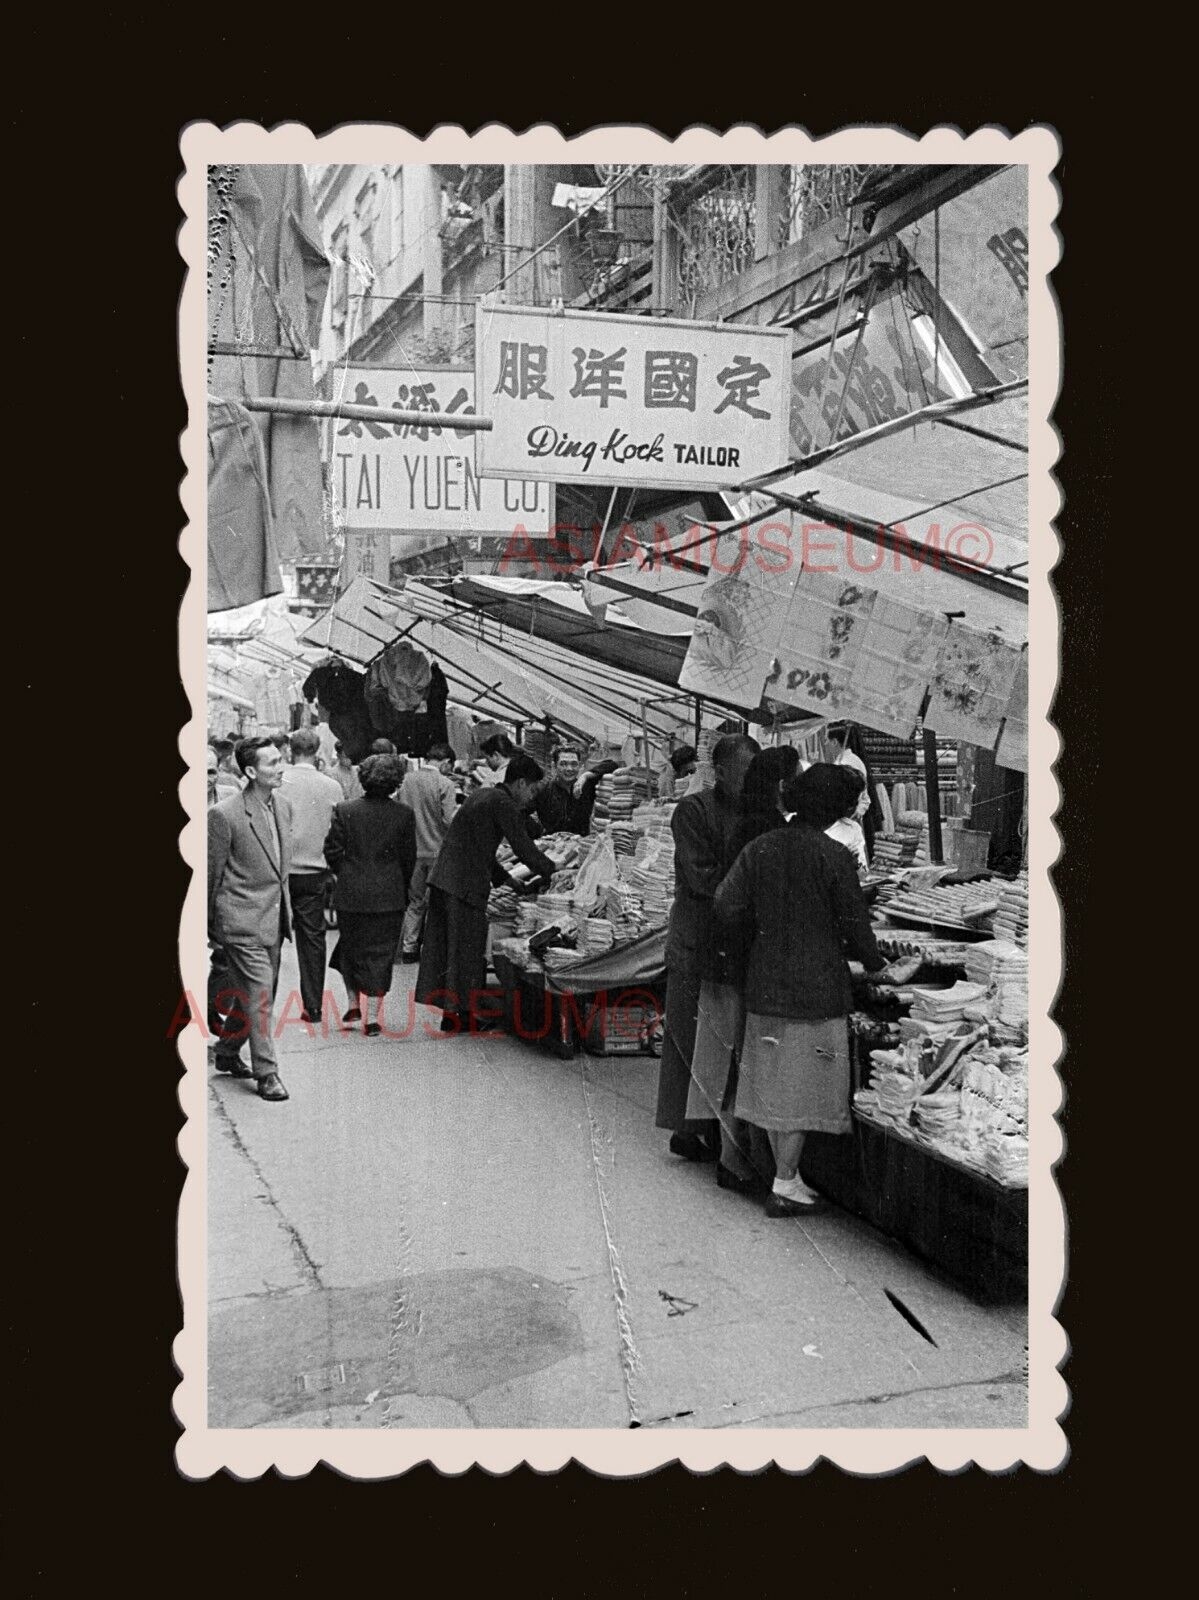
top-left (713, 764), bottom-right (901, 1217)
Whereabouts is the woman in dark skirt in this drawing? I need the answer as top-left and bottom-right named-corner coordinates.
top-left (687, 744), bottom-right (801, 1194)
top-left (323, 754), bottom-right (417, 1035)
top-left (714, 764), bottom-right (904, 1217)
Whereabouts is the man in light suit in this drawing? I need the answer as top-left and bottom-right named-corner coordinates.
top-left (208, 734), bottom-right (294, 1102)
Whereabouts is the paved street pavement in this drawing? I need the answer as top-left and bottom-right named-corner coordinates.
top-left (207, 935), bottom-right (1028, 1430)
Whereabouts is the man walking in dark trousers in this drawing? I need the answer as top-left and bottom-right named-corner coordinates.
top-left (208, 735), bottom-right (295, 1102)
top-left (280, 727), bottom-right (342, 1023)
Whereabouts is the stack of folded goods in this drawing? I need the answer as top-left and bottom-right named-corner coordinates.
top-left (514, 901), bottom-right (542, 939)
top-left (962, 940), bottom-right (1029, 1029)
top-left (913, 1089), bottom-right (962, 1142)
top-left (580, 917), bottom-right (615, 957)
top-left (600, 882), bottom-right (645, 944)
top-left (871, 816), bottom-right (926, 871)
top-left (909, 981), bottom-right (989, 1024)
top-left (625, 845), bottom-right (674, 925)
top-left (875, 928), bottom-right (972, 963)
top-left (632, 801), bottom-right (665, 831)
top-left (522, 727), bottom-right (554, 770)
top-left (883, 880), bottom-right (1000, 929)
top-left (609, 821), bottom-right (641, 858)
top-left (541, 944), bottom-right (580, 972)
top-left (486, 883), bottom-right (520, 936)
top-left (492, 935), bottom-right (531, 966)
top-left (860, 1043), bottom-right (922, 1122)
top-left (696, 729), bottom-right (721, 790)
top-left (609, 770), bottom-right (637, 822)
top-left (981, 1130), bottom-right (1029, 1186)
top-left (958, 1047), bottom-right (1028, 1180)
top-left (591, 775), bottom-right (614, 829)
top-left (538, 891), bottom-right (574, 926)
top-left (990, 873), bottom-right (1029, 948)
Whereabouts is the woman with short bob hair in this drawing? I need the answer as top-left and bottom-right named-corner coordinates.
top-left (324, 755), bottom-right (417, 1035)
top-left (713, 763), bottom-right (898, 1216)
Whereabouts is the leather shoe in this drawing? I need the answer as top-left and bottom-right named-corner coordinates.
top-left (669, 1132), bottom-right (718, 1163)
top-left (257, 1074), bottom-right (290, 1102)
top-left (364, 1022), bottom-right (382, 1037)
top-left (716, 1163), bottom-right (765, 1197)
top-left (343, 1006), bottom-right (361, 1024)
top-left (764, 1191), bottom-right (822, 1218)
top-left (214, 1056), bottom-right (253, 1078)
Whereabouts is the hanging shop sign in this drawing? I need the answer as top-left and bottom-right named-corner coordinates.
top-left (328, 366), bottom-right (552, 535)
top-left (474, 304), bottom-right (792, 490)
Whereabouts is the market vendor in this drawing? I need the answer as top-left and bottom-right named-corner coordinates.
top-left (822, 764), bottom-right (870, 873)
top-left (657, 744), bottom-right (697, 801)
top-left (528, 744), bottom-right (608, 836)
top-left (415, 751), bottom-right (555, 1033)
top-left (824, 721), bottom-right (880, 861)
top-left (474, 732), bottom-right (515, 786)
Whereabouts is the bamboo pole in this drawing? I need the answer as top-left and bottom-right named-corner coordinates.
top-left (230, 396), bottom-right (494, 432)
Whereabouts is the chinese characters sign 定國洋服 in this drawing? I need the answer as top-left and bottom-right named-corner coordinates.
top-left (474, 305), bottom-right (793, 490)
top-left (327, 367), bottom-right (551, 535)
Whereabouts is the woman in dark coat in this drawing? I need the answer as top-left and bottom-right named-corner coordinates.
top-left (687, 745), bottom-right (801, 1194)
top-left (714, 764), bottom-right (901, 1217)
top-left (323, 755), bottom-right (417, 1035)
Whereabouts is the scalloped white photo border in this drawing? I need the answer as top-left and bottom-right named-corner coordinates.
top-left (176, 121), bottom-right (1065, 1478)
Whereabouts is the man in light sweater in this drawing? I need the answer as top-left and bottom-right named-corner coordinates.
top-left (397, 743), bottom-right (459, 962)
top-left (280, 728), bottom-right (343, 1022)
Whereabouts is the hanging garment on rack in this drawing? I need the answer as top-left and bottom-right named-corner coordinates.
top-left (302, 658), bottom-right (373, 761)
top-left (377, 638), bottom-right (433, 714)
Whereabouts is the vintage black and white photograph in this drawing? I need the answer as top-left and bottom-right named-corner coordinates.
top-left (177, 125), bottom-right (1063, 1475)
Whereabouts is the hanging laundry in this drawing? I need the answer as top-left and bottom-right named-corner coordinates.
top-left (302, 658), bottom-right (373, 761)
top-left (925, 623), bottom-right (1022, 746)
top-left (207, 398), bottom-right (282, 613)
top-left (376, 638), bottom-right (433, 714)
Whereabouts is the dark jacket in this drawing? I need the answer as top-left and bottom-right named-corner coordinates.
top-left (428, 783), bottom-right (555, 910)
top-left (713, 806), bottom-right (789, 986)
top-left (323, 796), bottom-right (417, 915)
top-left (713, 821), bottom-right (884, 1020)
top-left (209, 788), bottom-right (293, 947)
top-left (666, 786), bottom-right (744, 981)
top-left (530, 774), bottom-right (599, 837)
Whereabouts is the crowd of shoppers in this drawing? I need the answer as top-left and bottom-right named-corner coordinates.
top-left (207, 716), bottom-right (902, 1210)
